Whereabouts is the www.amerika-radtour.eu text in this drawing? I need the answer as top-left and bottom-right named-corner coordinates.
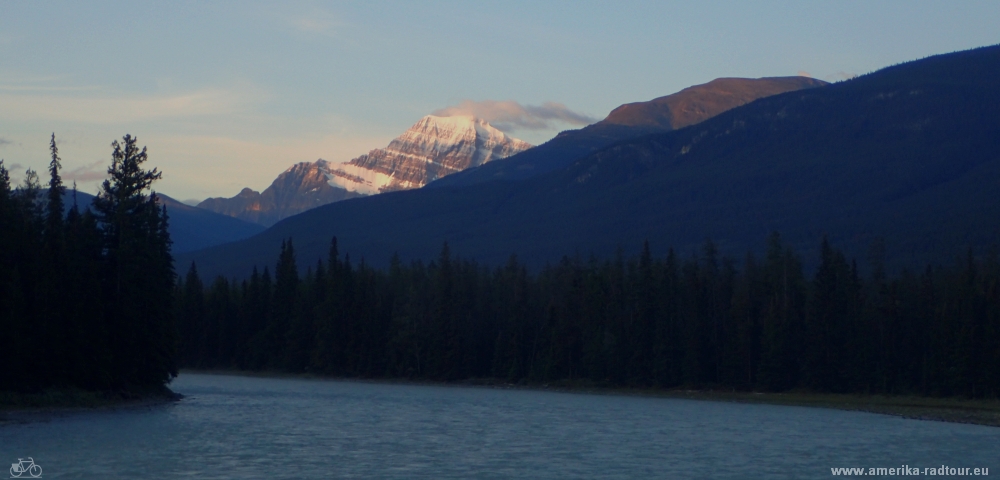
top-left (831, 466), bottom-right (988, 476)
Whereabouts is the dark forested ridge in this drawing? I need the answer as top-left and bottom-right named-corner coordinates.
top-left (153, 194), bottom-right (266, 253)
top-left (178, 235), bottom-right (1000, 398)
top-left (178, 44), bottom-right (1000, 281)
top-left (57, 190), bottom-right (265, 254)
top-left (0, 135), bottom-right (178, 394)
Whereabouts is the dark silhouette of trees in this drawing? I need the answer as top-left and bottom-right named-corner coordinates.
top-left (177, 232), bottom-right (1000, 399)
top-left (93, 134), bottom-right (177, 388)
top-left (0, 135), bottom-right (178, 394)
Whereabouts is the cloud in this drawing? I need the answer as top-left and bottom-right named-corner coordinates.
top-left (0, 84), bottom-right (102, 93)
top-left (0, 73), bottom-right (100, 93)
top-left (432, 100), bottom-right (597, 132)
top-left (0, 137), bottom-right (11, 146)
top-left (287, 9), bottom-right (344, 36)
top-left (3, 163), bottom-right (25, 183)
top-left (0, 86), bottom-right (265, 125)
top-left (63, 161), bottom-right (108, 183)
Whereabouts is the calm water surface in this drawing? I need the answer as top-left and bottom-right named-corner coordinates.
top-left (2, 373), bottom-right (998, 478)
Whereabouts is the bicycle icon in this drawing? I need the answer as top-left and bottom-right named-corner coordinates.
top-left (9, 458), bottom-right (41, 478)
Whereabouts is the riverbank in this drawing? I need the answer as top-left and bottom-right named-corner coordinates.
top-left (184, 369), bottom-right (1000, 427)
top-left (0, 386), bottom-right (182, 425)
top-left (645, 389), bottom-right (1000, 427)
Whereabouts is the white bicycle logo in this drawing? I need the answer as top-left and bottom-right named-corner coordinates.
top-left (9, 458), bottom-right (41, 478)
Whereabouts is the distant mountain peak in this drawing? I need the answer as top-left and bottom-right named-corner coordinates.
top-left (326, 115), bottom-right (531, 195)
top-left (199, 115), bottom-right (531, 226)
top-left (601, 76), bottom-right (829, 130)
top-left (413, 114), bottom-right (515, 141)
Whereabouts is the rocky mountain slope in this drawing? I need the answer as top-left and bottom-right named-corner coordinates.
top-left (197, 160), bottom-right (365, 227)
top-left (199, 116), bottom-right (531, 226)
top-left (329, 115), bottom-right (532, 194)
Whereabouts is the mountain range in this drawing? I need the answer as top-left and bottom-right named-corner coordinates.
top-left (431, 76), bottom-right (826, 187)
top-left (198, 115), bottom-right (532, 226)
top-left (64, 190), bottom-right (264, 254)
top-left (155, 194), bottom-right (266, 253)
top-left (179, 45), bottom-right (1000, 281)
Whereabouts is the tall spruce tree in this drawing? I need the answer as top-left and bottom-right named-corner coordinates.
top-left (45, 134), bottom-right (65, 239)
top-left (93, 135), bottom-right (177, 388)
top-left (43, 134), bottom-right (69, 382)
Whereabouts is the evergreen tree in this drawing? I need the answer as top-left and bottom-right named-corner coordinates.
top-left (0, 160), bottom-right (17, 390)
top-left (803, 238), bottom-right (855, 391)
top-left (65, 192), bottom-right (110, 388)
top-left (757, 233), bottom-right (806, 391)
top-left (45, 133), bottom-right (65, 241)
top-left (9, 169), bottom-right (45, 388)
top-left (730, 251), bottom-right (763, 389)
top-left (178, 263), bottom-right (205, 366)
top-left (267, 239), bottom-right (299, 369)
top-left (93, 135), bottom-right (176, 388)
top-left (43, 135), bottom-right (69, 382)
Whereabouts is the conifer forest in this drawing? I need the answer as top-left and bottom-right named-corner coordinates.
top-left (177, 234), bottom-right (1000, 398)
top-left (3, 136), bottom-right (999, 400)
top-left (0, 135), bottom-right (177, 392)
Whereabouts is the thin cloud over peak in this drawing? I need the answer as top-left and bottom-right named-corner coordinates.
top-left (433, 100), bottom-right (597, 133)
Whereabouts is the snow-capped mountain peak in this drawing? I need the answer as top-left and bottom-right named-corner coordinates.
top-left (326, 115), bottom-right (532, 195)
top-left (199, 115), bottom-right (532, 226)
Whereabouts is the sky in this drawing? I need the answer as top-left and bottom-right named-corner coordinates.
top-left (1, 1), bottom-right (998, 203)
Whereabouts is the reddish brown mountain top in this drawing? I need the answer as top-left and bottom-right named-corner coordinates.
top-left (601, 76), bottom-right (828, 130)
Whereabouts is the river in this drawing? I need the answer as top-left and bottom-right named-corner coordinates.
top-left (2, 373), bottom-right (997, 478)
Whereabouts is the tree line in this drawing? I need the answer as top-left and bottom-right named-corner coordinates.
top-left (177, 234), bottom-right (1000, 398)
top-left (0, 135), bottom-right (177, 393)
